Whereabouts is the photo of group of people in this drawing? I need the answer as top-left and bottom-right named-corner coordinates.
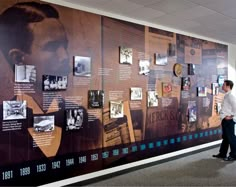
top-left (66, 109), bottom-right (84, 131)
top-left (110, 101), bottom-right (124, 118)
top-left (130, 87), bottom-right (142, 100)
top-left (43, 75), bottom-right (68, 91)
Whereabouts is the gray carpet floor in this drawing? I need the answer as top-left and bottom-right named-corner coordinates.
top-left (82, 146), bottom-right (236, 187)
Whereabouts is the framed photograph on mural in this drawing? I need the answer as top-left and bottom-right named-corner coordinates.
top-left (181, 77), bottom-right (191, 91)
top-left (110, 100), bottom-right (124, 118)
top-left (217, 75), bottom-right (224, 86)
top-left (147, 91), bottom-right (158, 107)
top-left (197, 86), bottom-right (207, 97)
top-left (168, 43), bottom-right (176, 57)
top-left (188, 64), bottom-right (196, 75)
top-left (162, 82), bottom-right (172, 97)
top-left (88, 90), bottom-right (104, 108)
top-left (188, 101), bottom-right (197, 122)
top-left (130, 87), bottom-right (142, 100)
top-left (3, 100), bottom-right (27, 121)
top-left (73, 56), bottom-right (91, 77)
top-left (42, 75), bottom-right (67, 91)
top-left (15, 64), bottom-right (36, 83)
top-left (139, 59), bottom-right (150, 75)
top-left (33, 115), bottom-right (54, 132)
top-left (65, 108), bottom-right (84, 131)
top-left (216, 103), bottom-right (221, 114)
top-left (155, 53), bottom-right (168, 65)
top-left (119, 46), bottom-right (132, 64)
top-left (211, 83), bottom-right (219, 95)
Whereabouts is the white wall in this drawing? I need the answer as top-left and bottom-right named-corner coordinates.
top-left (228, 44), bottom-right (236, 96)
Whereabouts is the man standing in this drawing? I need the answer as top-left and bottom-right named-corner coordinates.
top-left (213, 80), bottom-right (236, 161)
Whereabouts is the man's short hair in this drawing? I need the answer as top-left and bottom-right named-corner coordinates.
top-left (0, 2), bottom-right (59, 59)
top-left (224, 80), bottom-right (234, 89)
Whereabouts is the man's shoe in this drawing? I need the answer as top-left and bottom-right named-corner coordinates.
top-left (223, 156), bottom-right (236, 161)
top-left (212, 153), bottom-right (226, 159)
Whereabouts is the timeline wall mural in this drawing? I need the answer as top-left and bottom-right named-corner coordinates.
top-left (0, 0), bottom-right (227, 185)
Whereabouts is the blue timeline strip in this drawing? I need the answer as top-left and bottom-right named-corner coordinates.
top-left (1, 129), bottom-right (222, 183)
top-left (112, 129), bottom-right (222, 154)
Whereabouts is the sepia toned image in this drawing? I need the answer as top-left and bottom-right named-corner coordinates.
top-left (185, 46), bottom-right (202, 64)
top-left (173, 63), bottom-right (182, 77)
top-left (162, 82), bottom-right (172, 97)
top-left (103, 101), bottom-right (135, 147)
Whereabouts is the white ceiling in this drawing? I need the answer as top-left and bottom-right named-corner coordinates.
top-left (47, 0), bottom-right (236, 45)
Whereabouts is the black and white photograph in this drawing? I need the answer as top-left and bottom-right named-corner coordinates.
top-left (139, 59), bottom-right (150, 75)
top-left (155, 53), bottom-right (168, 65)
top-left (119, 46), bottom-right (132, 64)
top-left (217, 75), bottom-right (224, 86)
top-left (73, 56), bottom-right (91, 77)
top-left (197, 86), bottom-right (207, 97)
top-left (181, 77), bottom-right (191, 91)
top-left (33, 115), bottom-right (55, 132)
top-left (130, 87), bottom-right (142, 100)
top-left (188, 64), bottom-right (196, 75)
top-left (66, 108), bottom-right (84, 131)
top-left (147, 91), bottom-right (158, 107)
top-left (88, 90), bottom-right (104, 108)
top-left (168, 43), bottom-right (176, 57)
top-left (216, 103), bottom-right (221, 114)
top-left (42, 75), bottom-right (68, 91)
top-left (188, 101), bottom-right (197, 122)
top-left (211, 83), bottom-right (219, 95)
top-left (3, 100), bottom-right (27, 120)
top-left (110, 101), bottom-right (124, 118)
top-left (15, 64), bottom-right (36, 83)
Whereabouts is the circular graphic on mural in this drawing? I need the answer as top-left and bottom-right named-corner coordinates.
top-left (190, 48), bottom-right (195, 55)
top-left (173, 63), bottom-right (182, 77)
